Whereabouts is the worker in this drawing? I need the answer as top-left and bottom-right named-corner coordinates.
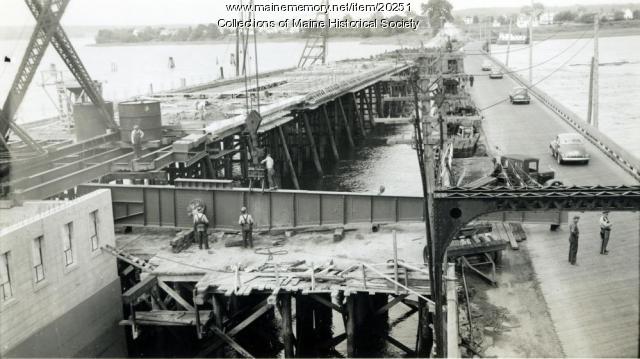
top-left (193, 206), bottom-right (210, 249)
top-left (599, 211), bottom-right (612, 255)
top-left (131, 125), bottom-right (144, 158)
top-left (260, 153), bottom-right (277, 190)
top-left (568, 215), bottom-right (580, 265)
top-left (238, 207), bottom-right (254, 249)
top-left (469, 75), bottom-right (474, 87)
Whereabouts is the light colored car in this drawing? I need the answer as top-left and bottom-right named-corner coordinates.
top-left (549, 133), bottom-right (590, 164)
top-left (509, 86), bottom-right (530, 104)
top-left (481, 60), bottom-right (492, 71)
top-left (489, 67), bottom-right (503, 79)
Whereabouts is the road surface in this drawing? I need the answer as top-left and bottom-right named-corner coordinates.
top-left (465, 42), bottom-right (639, 357)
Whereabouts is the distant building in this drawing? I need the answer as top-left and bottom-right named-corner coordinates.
top-left (492, 19), bottom-right (501, 27)
top-left (463, 16), bottom-right (474, 25)
top-left (602, 12), bottom-right (615, 21)
top-left (539, 12), bottom-right (556, 25)
top-left (623, 9), bottom-right (633, 20)
top-left (0, 190), bottom-right (125, 357)
top-left (516, 14), bottom-right (539, 28)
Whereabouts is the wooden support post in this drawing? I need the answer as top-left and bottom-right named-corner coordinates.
top-left (278, 293), bottom-right (294, 358)
top-left (240, 136), bottom-right (248, 179)
top-left (352, 92), bottom-right (367, 136)
top-left (375, 83), bottom-right (383, 116)
top-left (337, 98), bottom-right (355, 147)
top-left (393, 230), bottom-right (399, 294)
top-left (223, 137), bottom-right (233, 178)
top-left (158, 280), bottom-right (195, 311)
top-left (210, 325), bottom-right (255, 358)
top-left (277, 126), bottom-right (300, 190)
top-left (416, 298), bottom-right (433, 357)
top-left (296, 295), bottom-right (314, 357)
top-left (322, 104), bottom-right (340, 161)
top-left (365, 88), bottom-right (375, 127)
top-left (313, 293), bottom-right (334, 351)
top-left (211, 294), bottom-right (225, 358)
top-left (302, 112), bottom-right (323, 176)
top-left (346, 295), bottom-right (356, 358)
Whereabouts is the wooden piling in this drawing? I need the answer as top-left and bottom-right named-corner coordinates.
top-left (416, 298), bottom-right (434, 357)
top-left (322, 104), bottom-right (340, 160)
top-left (302, 112), bottom-right (323, 176)
top-left (277, 126), bottom-right (300, 189)
top-left (278, 293), bottom-right (294, 358)
top-left (352, 92), bottom-right (367, 136)
top-left (296, 295), bottom-right (314, 357)
top-left (337, 98), bottom-right (355, 147)
top-left (346, 295), bottom-right (356, 357)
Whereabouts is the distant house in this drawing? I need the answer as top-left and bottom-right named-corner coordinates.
top-left (159, 28), bottom-right (178, 37)
top-left (623, 8), bottom-right (633, 20)
top-left (463, 16), bottom-right (473, 25)
top-left (492, 19), bottom-right (501, 27)
top-left (516, 14), bottom-right (538, 28)
top-left (539, 12), bottom-right (555, 25)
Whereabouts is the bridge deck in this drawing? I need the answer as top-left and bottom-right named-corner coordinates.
top-left (466, 42), bottom-right (639, 357)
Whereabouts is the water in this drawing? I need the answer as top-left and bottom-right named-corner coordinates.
top-left (489, 35), bottom-right (640, 160)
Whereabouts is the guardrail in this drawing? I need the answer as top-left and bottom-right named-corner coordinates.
top-left (482, 50), bottom-right (640, 182)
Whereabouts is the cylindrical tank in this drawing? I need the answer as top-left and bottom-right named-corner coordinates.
top-left (118, 100), bottom-right (162, 143)
top-left (73, 102), bottom-right (114, 142)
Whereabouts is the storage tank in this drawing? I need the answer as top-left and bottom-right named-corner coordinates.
top-left (73, 102), bottom-right (114, 142)
top-left (118, 100), bottom-right (162, 143)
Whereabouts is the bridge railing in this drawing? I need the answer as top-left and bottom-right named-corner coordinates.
top-left (482, 50), bottom-right (640, 182)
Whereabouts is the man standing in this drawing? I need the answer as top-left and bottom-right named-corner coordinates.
top-left (131, 125), bottom-right (144, 158)
top-left (599, 211), bottom-right (612, 255)
top-left (469, 75), bottom-right (474, 87)
top-left (193, 207), bottom-right (210, 250)
top-left (238, 207), bottom-right (254, 249)
top-left (568, 215), bottom-right (580, 265)
top-left (260, 153), bottom-right (277, 190)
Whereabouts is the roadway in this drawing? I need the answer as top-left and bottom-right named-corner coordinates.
top-left (464, 42), bottom-right (639, 357)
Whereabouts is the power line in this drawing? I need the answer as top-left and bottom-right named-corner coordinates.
top-left (467, 30), bottom-right (590, 77)
top-left (477, 37), bottom-right (593, 112)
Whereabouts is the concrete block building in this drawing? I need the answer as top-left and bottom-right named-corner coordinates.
top-left (0, 189), bottom-right (125, 357)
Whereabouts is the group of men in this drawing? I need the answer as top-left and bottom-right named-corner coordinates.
top-left (191, 206), bottom-right (255, 250)
top-left (568, 211), bottom-right (613, 265)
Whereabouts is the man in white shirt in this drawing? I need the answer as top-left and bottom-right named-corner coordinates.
top-left (131, 125), bottom-right (144, 158)
top-left (599, 211), bottom-right (612, 255)
top-left (193, 207), bottom-right (210, 250)
top-left (260, 153), bottom-right (277, 190)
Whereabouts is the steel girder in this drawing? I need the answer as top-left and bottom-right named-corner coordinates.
top-left (25, 0), bottom-right (117, 129)
top-left (428, 184), bottom-right (640, 357)
top-left (0, 0), bottom-right (69, 149)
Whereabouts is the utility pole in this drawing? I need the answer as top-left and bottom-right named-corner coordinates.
top-left (506, 17), bottom-right (512, 67)
top-left (592, 14), bottom-right (599, 128)
top-left (235, 0), bottom-right (241, 77)
top-left (528, 9), bottom-right (534, 83)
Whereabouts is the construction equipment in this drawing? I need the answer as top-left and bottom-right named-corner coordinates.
top-left (298, 0), bottom-right (329, 68)
top-left (497, 154), bottom-right (562, 188)
top-left (243, 110), bottom-right (266, 190)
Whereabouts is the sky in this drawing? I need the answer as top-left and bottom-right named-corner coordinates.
top-left (1, 0), bottom-right (639, 26)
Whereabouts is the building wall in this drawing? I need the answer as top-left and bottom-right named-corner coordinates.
top-left (0, 189), bottom-right (124, 357)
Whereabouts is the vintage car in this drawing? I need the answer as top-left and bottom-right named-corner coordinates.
top-left (481, 60), bottom-right (492, 71)
top-left (489, 67), bottom-right (504, 79)
top-left (509, 86), bottom-right (530, 104)
top-left (549, 133), bottom-right (590, 164)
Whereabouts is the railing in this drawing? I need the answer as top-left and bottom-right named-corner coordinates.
top-left (482, 50), bottom-right (640, 182)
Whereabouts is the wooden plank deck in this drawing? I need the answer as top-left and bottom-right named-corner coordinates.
top-left (524, 212), bottom-right (639, 358)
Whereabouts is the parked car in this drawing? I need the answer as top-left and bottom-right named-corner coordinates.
top-left (509, 86), bottom-right (530, 104)
top-left (489, 67), bottom-right (503, 79)
top-left (481, 60), bottom-right (492, 71)
top-left (549, 133), bottom-right (590, 164)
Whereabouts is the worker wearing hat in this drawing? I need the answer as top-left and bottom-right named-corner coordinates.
top-left (238, 206), bottom-right (254, 249)
top-left (131, 124), bottom-right (144, 158)
top-left (568, 215), bottom-right (580, 265)
top-left (599, 211), bottom-right (612, 255)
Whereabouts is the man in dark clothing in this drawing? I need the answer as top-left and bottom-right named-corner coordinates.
top-left (193, 207), bottom-right (209, 249)
top-left (568, 216), bottom-right (580, 265)
top-left (238, 207), bottom-right (254, 249)
top-left (469, 75), bottom-right (474, 87)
